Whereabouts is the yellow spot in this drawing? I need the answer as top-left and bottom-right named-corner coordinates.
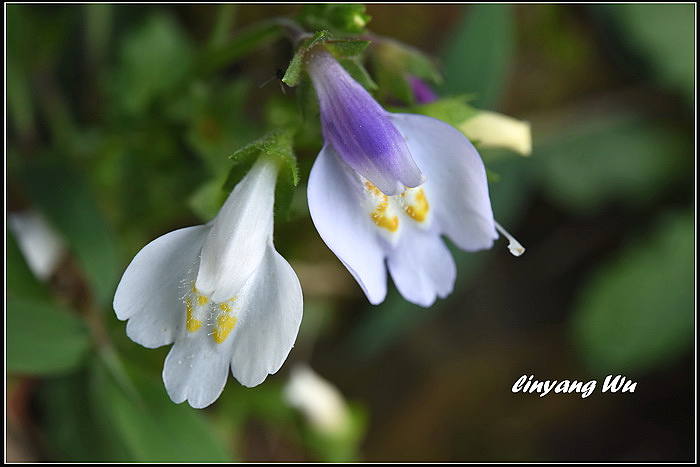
top-left (219, 302), bottom-right (232, 313)
top-left (197, 294), bottom-right (209, 306)
top-left (402, 188), bottom-right (429, 223)
top-left (213, 314), bottom-right (237, 344)
top-left (365, 181), bottom-right (399, 232)
top-left (185, 298), bottom-right (202, 332)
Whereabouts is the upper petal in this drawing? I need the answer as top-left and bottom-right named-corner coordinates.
top-left (386, 224), bottom-right (456, 307)
top-left (113, 225), bottom-right (209, 348)
top-left (196, 158), bottom-right (278, 302)
top-left (229, 243), bottom-right (303, 387)
top-left (389, 113), bottom-right (498, 251)
top-left (307, 50), bottom-right (424, 195)
top-left (307, 144), bottom-right (388, 305)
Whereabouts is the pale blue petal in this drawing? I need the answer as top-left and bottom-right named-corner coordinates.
top-left (387, 225), bottom-right (456, 307)
top-left (113, 225), bottom-right (209, 349)
top-left (390, 113), bottom-right (498, 251)
top-left (229, 244), bottom-right (303, 387)
top-left (307, 144), bottom-right (388, 304)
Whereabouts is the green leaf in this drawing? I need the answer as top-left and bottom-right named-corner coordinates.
top-left (7, 296), bottom-right (91, 375)
top-left (36, 370), bottom-right (133, 461)
top-left (325, 39), bottom-right (371, 58)
top-left (537, 112), bottom-right (690, 213)
top-left (6, 227), bottom-right (51, 301)
top-left (282, 30), bottom-right (331, 87)
top-left (90, 360), bottom-right (233, 462)
top-left (408, 95), bottom-right (478, 128)
top-left (111, 12), bottom-right (194, 115)
top-left (6, 55), bottom-right (35, 138)
top-left (187, 177), bottom-right (229, 222)
top-left (338, 58), bottom-right (378, 92)
top-left (572, 210), bottom-right (694, 374)
top-left (299, 4), bottom-right (371, 35)
top-left (441, 4), bottom-right (515, 108)
top-left (19, 157), bottom-right (120, 307)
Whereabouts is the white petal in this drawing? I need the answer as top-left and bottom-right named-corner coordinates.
top-left (113, 225), bottom-right (209, 348)
top-left (307, 144), bottom-right (388, 304)
top-left (196, 158), bottom-right (278, 302)
top-left (229, 244), bottom-right (303, 387)
top-left (387, 225), bottom-right (456, 307)
top-left (162, 332), bottom-right (230, 408)
top-left (390, 113), bottom-right (498, 251)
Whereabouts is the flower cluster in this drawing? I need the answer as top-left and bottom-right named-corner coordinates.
top-left (114, 39), bottom-right (525, 408)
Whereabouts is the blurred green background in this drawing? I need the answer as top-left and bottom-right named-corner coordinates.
top-left (5, 4), bottom-right (695, 462)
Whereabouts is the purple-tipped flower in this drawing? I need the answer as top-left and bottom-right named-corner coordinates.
top-left (306, 49), bottom-right (424, 196)
top-left (306, 50), bottom-right (510, 307)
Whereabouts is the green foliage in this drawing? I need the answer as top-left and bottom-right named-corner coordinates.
top-left (37, 370), bottom-right (133, 461)
top-left (338, 57), bottom-right (379, 92)
top-left (198, 20), bottom-right (283, 76)
top-left (298, 4), bottom-right (371, 35)
top-left (571, 210), bottom-right (694, 374)
top-left (601, 4), bottom-right (694, 105)
top-left (18, 157), bottom-right (121, 307)
top-left (325, 39), bottom-right (371, 58)
top-left (371, 39), bottom-right (442, 105)
top-left (110, 12), bottom-right (195, 115)
top-left (537, 112), bottom-right (689, 214)
top-left (408, 95), bottom-right (478, 128)
top-left (7, 297), bottom-right (91, 375)
top-left (6, 228), bottom-right (51, 301)
top-left (90, 360), bottom-right (233, 462)
top-left (441, 4), bottom-right (515, 108)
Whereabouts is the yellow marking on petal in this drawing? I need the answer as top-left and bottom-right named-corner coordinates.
top-left (185, 298), bottom-right (202, 332)
top-left (401, 188), bottom-right (429, 223)
top-left (365, 181), bottom-right (399, 232)
top-left (213, 314), bottom-right (237, 344)
top-left (219, 302), bottom-right (232, 313)
top-left (197, 294), bottom-right (209, 306)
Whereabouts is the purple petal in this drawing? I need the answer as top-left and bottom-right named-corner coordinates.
top-left (307, 50), bottom-right (424, 195)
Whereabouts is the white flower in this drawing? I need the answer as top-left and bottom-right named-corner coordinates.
top-left (113, 157), bottom-right (303, 408)
top-left (283, 364), bottom-right (351, 437)
top-left (306, 49), bottom-right (514, 307)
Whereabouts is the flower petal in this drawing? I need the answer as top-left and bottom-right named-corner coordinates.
top-left (389, 113), bottom-right (498, 251)
top-left (307, 144), bottom-right (388, 304)
top-left (387, 225), bottom-right (456, 307)
top-left (196, 158), bottom-right (277, 302)
top-left (113, 225), bottom-right (209, 349)
top-left (229, 244), bottom-right (303, 387)
top-left (162, 332), bottom-right (230, 408)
